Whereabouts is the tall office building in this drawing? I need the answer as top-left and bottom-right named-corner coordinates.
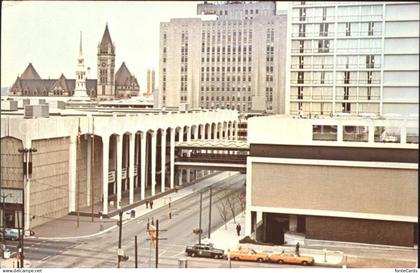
top-left (287, 1), bottom-right (419, 116)
top-left (159, 1), bottom-right (287, 114)
top-left (146, 69), bottom-right (156, 96)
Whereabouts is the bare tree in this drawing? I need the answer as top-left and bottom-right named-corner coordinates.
top-left (217, 198), bottom-right (229, 230)
top-left (235, 191), bottom-right (246, 215)
top-left (226, 191), bottom-right (237, 223)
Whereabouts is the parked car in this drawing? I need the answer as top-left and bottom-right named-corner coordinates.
top-left (227, 247), bottom-right (269, 262)
top-left (269, 252), bottom-right (314, 266)
top-left (0, 228), bottom-right (19, 241)
top-left (185, 243), bottom-right (224, 259)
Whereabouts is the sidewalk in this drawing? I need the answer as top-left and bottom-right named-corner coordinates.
top-left (205, 213), bottom-right (417, 268)
top-left (33, 171), bottom-right (238, 240)
top-left (0, 258), bottom-right (31, 268)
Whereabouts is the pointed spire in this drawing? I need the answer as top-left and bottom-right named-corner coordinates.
top-left (100, 24), bottom-right (113, 49)
top-left (79, 31), bottom-right (83, 57)
top-left (20, 63), bottom-right (41, 79)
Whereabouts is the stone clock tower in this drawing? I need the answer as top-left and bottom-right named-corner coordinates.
top-left (97, 23), bottom-right (116, 100)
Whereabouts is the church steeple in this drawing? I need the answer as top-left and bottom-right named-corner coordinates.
top-left (97, 24), bottom-right (116, 100)
top-left (73, 31), bottom-right (89, 99)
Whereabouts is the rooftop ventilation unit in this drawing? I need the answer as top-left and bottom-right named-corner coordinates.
top-left (24, 104), bottom-right (49, 119)
top-left (1, 100), bottom-right (18, 111)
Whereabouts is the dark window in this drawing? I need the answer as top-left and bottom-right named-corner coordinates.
top-left (346, 22), bottom-right (351, 36)
top-left (368, 22), bottom-right (374, 36)
top-left (299, 8), bottom-right (306, 21)
top-left (299, 24), bottom-right (306, 37)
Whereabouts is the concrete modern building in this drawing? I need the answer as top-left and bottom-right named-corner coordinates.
top-left (8, 25), bottom-right (140, 100)
top-left (159, 1), bottom-right (287, 114)
top-left (146, 69), bottom-right (156, 96)
top-left (286, 1), bottom-right (419, 116)
top-left (245, 114), bottom-right (418, 246)
top-left (0, 103), bottom-right (239, 232)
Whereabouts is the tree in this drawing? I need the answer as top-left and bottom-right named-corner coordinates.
top-left (226, 191), bottom-right (237, 224)
top-left (217, 198), bottom-right (229, 230)
top-left (235, 192), bottom-right (246, 215)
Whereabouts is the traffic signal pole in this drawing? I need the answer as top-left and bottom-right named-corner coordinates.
top-left (155, 219), bottom-right (159, 268)
top-left (208, 186), bottom-right (212, 239)
top-left (198, 191), bottom-right (203, 245)
top-left (117, 210), bottom-right (122, 268)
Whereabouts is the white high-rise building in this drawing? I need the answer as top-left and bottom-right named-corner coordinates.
top-left (286, 1), bottom-right (419, 116)
top-left (159, 1), bottom-right (287, 114)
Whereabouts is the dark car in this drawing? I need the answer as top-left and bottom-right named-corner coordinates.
top-left (185, 243), bottom-right (224, 259)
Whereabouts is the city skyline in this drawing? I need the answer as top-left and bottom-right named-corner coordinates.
top-left (1, 1), bottom-right (288, 90)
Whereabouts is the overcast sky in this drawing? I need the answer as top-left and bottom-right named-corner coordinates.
top-left (1, 1), bottom-right (289, 89)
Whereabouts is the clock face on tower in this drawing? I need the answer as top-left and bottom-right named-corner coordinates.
top-left (102, 62), bottom-right (106, 67)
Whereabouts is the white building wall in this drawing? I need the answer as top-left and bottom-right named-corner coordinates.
top-left (287, 1), bottom-right (419, 117)
top-left (160, 2), bottom-right (287, 114)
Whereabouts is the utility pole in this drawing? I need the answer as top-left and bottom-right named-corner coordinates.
top-left (91, 117), bottom-right (95, 222)
top-left (18, 147), bottom-right (36, 268)
top-left (208, 186), bottom-right (212, 239)
top-left (134, 235), bottom-right (138, 268)
top-left (16, 204), bottom-right (22, 268)
top-left (155, 219), bottom-right (159, 268)
top-left (117, 210), bottom-right (123, 268)
top-left (77, 118), bottom-right (81, 228)
top-left (198, 191), bottom-right (203, 245)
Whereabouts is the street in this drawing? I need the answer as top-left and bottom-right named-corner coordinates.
top-left (11, 172), bottom-right (296, 268)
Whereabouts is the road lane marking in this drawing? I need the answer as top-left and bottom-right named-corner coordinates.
top-left (41, 255), bottom-right (51, 261)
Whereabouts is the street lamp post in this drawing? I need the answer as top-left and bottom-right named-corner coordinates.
top-left (18, 147), bottom-right (37, 268)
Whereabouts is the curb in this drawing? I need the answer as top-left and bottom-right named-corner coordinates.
top-left (34, 172), bottom-right (239, 241)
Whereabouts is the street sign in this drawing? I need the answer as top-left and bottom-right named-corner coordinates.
top-left (117, 248), bottom-right (124, 256)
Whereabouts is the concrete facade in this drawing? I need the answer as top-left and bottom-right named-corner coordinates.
top-left (286, 1), bottom-right (419, 116)
top-left (245, 115), bottom-right (418, 246)
top-left (1, 108), bottom-right (238, 232)
top-left (160, 2), bottom-right (287, 114)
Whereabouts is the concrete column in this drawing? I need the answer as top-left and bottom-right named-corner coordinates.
top-left (401, 127), bottom-right (407, 144)
top-left (245, 209), bottom-right (252, 235)
top-left (140, 133), bottom-right (146, 200)
top-left (234, 121), bottom-right (239, 141)
top-left (178, 170), bottom-right (183, 186)
top-left (86, 136), bottom-right (91, 205)
top-left (207, 125), bottom-right (212, 139)
top-left (337, 125), bottom-right (343, 142)
top-left (193, 125), bottom-right (199, 140)
top-left (186, 126), bottom-right (191, 142)
top-left (151, 131), bottom-right (157, 196)
top-left (116, 135), bottom-right (122, 209)
top-left (200, 124), bottom-right (206, 140)
top-left (368, 125), bottom-right (375, 143)
top-left (129, 133), bottom-right (135, 204)
top-left (186, 127), bottom-right (191, 183)
top-left (178, 128), bottom-right (184, 186)
top-left (212, 124), bottom-right (217, 139)
top-left (218, 123), bottom-right (224, 139)
top-left (68, 135), bottom-right (77, 212)
top-left (225, 122), bottom-right (230, 140)
top-left (161, 130), bottom-right (167, 193)
top-left (179, 127), bottom-right (184, 143)
top-left (102, 136), bottom-right (109, 215)
top-left (170, 128), bottom-right (175, 189)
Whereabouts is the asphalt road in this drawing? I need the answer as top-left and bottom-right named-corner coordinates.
top-left (5, 173), bottom-right (318, 268)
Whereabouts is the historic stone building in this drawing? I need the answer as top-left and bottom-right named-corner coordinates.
top-left (8, 24), bottom-right (139, 100)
